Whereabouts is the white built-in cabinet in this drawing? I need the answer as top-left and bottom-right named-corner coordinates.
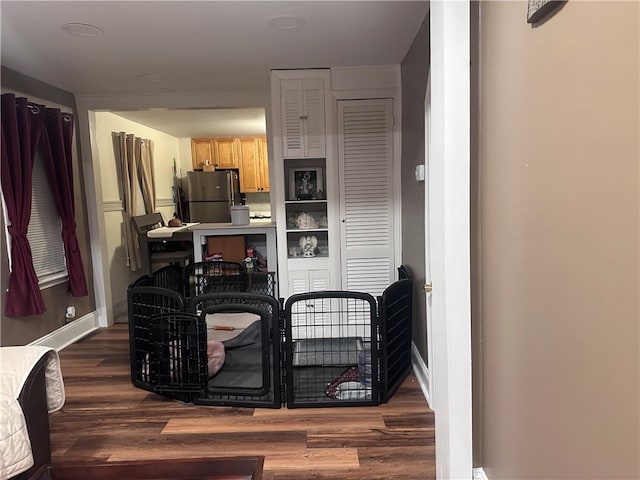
top-left (280, 79), bottom-right (326, 158)
top-left (288, 269), bottom-right (330, 295)
top-left (271, 68), bottom-right (398, 298)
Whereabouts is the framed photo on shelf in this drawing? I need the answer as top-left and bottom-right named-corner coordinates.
top-left (289, 167), bottom-right (324, 200)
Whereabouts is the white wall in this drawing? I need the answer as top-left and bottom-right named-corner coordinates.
top-left (93, 111), bottom-right (182, 321)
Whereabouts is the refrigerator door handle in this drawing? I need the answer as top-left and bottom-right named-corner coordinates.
top-left (228, 171), bottom-right (235, 206)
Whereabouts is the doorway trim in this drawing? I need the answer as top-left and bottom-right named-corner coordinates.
top-left (428, 1), bottom-right (473, 479)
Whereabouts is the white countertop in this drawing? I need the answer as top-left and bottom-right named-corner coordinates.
top-left (146, 222), bottom-right (200, 238)
top-left (190, 221), bottom-right (276, 230)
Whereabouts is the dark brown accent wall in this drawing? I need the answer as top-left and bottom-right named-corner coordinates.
top-left (400, 10), bottom-right (430, 364)
top-left (1, 67), bottom-right (95, 345)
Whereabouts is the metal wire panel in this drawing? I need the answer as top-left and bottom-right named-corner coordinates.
top-left (127, 285), bottom-right (186, 393)
top-left (184, 261), bottom-right (248, 297)
top-left (145, 312), bottom-right (208, 394)
top-left (379, 278), bottom-right (413, 403)
top-left (189, 293), bottom-right (282, 408)
top-left (151, 264), bottom-right (184, 294)
top-left (284, 291), bottom-right (379, 408)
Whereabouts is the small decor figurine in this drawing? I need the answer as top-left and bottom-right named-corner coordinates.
top-left (299, 235), bottom-right (318, 257)
top-left (295, 212), bottom-right (318, 230)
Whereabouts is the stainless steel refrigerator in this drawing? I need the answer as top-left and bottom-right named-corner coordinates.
top-left (187, 170), bottom-right (240, 223)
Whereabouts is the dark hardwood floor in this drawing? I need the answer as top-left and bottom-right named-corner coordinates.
top-left (50, 324), bottom-right (435, 479)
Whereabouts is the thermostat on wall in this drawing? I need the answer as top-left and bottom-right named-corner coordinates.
top-left (415, 164), bottom-right (425, 182)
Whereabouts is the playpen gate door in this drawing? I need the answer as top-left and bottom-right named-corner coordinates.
top-left (284, 291), bottom-right (380, 408)
top-left (189, 293), bottom-right (282, 409)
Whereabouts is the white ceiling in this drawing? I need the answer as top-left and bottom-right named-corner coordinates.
top-left (1, 1), bottom-right (429, 137)
top-left (112, 107), bottom-right (268, 138)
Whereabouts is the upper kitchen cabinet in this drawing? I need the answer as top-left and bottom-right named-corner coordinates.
top-left (191, 138), bottom-right (214, 170)
top-left (238, 136), bottom-right (269, 193)
top-left (213, 137), bottom-right (238, 169)
top-left (191, 137), bottom-right (239, 170)
top-left (280, 78), bottom-right (326, 158)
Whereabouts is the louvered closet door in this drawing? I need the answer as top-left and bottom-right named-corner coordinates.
top-left (338, 99), bottom-right (395, 297)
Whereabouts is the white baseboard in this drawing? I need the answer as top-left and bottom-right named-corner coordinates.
top-left (29, 311), bottom-right (100, 351)
top-left (411, 342), bottom-right (432, 408)
top-left (473, 467), bottom-right (488, 480)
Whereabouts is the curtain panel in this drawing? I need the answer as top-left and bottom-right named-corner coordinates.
top-left (41, 108), bottom-right (88, 297)
top-left (1, 95), bottom-right (46, 316)
top-left (1, 93), bottom-right (88, 316)
top-left (137, 137), bottom-right (156, 214)
top-left (112, 132), bottom-right (155, 272)
top-left (112, 132), bottom-right (141, 271)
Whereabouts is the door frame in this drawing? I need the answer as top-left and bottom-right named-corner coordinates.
top-left (428, 1), bottom-right (473, 478)
top-left (75, 91), bottom-right (273, 328)
top-left (424, 69), bottom-right (435, 406)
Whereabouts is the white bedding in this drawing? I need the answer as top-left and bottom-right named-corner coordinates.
top-left (0, 346), bottom-right (65, 480)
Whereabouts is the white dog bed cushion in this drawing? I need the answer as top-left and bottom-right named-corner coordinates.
top-left (205, 312), bottom-right (260, 343)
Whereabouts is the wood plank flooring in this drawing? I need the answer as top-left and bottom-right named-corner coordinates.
top-left (50, 324), bottom-right (435, 479)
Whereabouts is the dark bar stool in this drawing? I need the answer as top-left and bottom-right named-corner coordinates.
top-left (132, 213), bottom-right (193, 274)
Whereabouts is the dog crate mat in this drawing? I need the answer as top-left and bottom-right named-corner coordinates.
top-left (208, 345), bottom-right (265, 390)
top-left (292, 337), bottom-right (362, 367)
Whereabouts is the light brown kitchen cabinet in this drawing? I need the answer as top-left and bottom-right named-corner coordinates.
top-left (191, 137), bottom-right (239, 170)
top-left (191, 138), bottom-right (214, 170)
top-left (213, 137), bottom-right (238, 169)
top-left (238, 137), bottom-right (269, 193)
top-left (258, 137), bottom-right (270, 192)
top-left (191, 136), bottom-right (269, 192)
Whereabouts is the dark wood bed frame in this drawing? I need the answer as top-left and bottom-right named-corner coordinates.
top-left (27, 457), bottom-right (264, 480)
top-left (12, 355), bottom-right (264, 480)
top-left (13, 356), bottom-right (51, 480)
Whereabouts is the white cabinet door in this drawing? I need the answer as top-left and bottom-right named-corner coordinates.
top-left (288, 268), bottom-right (330, 295)
top-left (288, 269), bottom-right (331, 339)
top-left (338, 98), bottom-right (395, 298)
top-left (281, 79), bottom-right (326, 158)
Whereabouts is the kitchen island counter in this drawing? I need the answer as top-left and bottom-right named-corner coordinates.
top-left (190, 223), bottom-right (278, 292)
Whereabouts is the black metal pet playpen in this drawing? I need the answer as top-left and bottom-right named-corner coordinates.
top-left (127, 262), bottom-right (413, 408)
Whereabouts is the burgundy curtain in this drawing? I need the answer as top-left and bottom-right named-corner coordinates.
top-left (41, 108), bottom-right (88, 296)
top-left (0, 94), bottom-right (46, 316)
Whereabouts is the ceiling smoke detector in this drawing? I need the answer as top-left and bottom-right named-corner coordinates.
top-left (139, 73), bottom-right (162, 83)
top-left (62, 23), bottom-right (104, 37)
top-left (267, 15), bottom-right (305, 30)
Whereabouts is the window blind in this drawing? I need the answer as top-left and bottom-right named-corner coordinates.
top-left (27, 149), bottom-right (68, 288)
